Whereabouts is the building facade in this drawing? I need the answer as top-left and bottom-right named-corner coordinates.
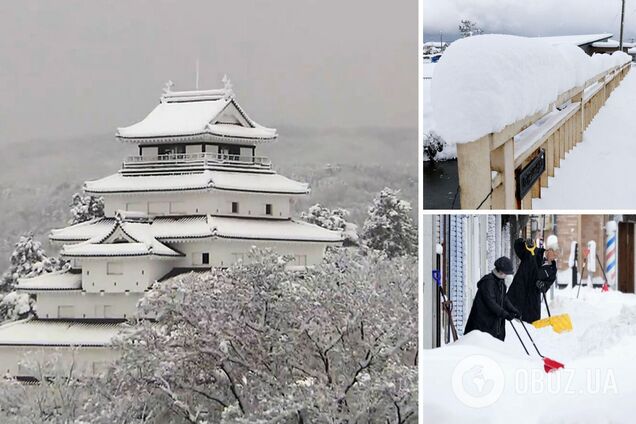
top-left (423, 214), bottom-right (636, 349)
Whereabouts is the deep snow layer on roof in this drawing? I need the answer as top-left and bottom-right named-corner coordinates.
top-left (0, 320), bottom-right (124, 346)
top-left (536, 33), bottom-right (612, 46)
top-left (210, 216), bottom-right (344, 242)
top-left (61, 220), bottom-right (183, 258)
top-left (591, 39), bottom-right (636, 49)
top-left (84, 170), bottom-right (309, 194)
top-left (51, 218), bottom-right (115, 242)
top-left (52, 216), bottom-right (343, 244)
top-left (116, 87), bottom-right (276, 140)
top-left (17, 272), bottom-right (82, 291)
top-left (432, 34), bottom-right (631, 144)
top-left (118, 98), bottom-right (230, 138)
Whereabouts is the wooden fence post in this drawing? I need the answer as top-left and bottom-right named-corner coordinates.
top-left (491, 138), bottom-right (515, 209)
top-left (457, 135), bottom-right (492, 209)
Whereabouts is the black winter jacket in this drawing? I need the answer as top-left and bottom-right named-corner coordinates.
top-left (464, 272), bottom-right (519, 341)
top-left (507, 238), bottom-right (557, 323)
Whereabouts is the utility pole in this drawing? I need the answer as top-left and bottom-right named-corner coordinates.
top-left (620, 0), bottom-right (626, 51)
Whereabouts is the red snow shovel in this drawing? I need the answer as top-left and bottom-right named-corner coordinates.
top-left (510, 319), bottom-right (565, 373)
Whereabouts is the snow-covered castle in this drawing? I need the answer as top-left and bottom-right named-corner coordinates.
top-left (0, 79), bottom-right (343, 378)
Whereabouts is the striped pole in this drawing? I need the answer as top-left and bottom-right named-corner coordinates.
top-left (606, 220), bottom-right (618, 290)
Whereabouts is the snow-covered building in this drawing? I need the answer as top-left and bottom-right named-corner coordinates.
top-left (0, 79), bottom-right (343, 378)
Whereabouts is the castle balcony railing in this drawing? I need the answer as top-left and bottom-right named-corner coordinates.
top-left (121, 153), bottom-right (272, 174)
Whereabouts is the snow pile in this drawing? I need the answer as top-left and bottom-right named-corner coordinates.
top-left (423, 287), bottom-right (636, 423)
top-left (432, 34), bottom-right (630, 144)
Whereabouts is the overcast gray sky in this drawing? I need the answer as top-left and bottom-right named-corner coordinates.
top-left (0, 0), bottom-right (416, 145)
top-left (424, 0), bottom-right (636, 41)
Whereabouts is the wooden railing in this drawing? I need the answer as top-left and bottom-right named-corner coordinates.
top-left (457, 63), bottom-right (631, 209)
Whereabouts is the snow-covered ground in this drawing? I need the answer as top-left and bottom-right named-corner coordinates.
top-left (422, 287), bottom-right (636, 423)
top-left (534, 65), bottom-right (636, 208)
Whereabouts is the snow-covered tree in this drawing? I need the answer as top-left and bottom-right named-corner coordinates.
top-left (82, 248), bottom-right (417, 423)
top-left (301, 204), bottom-right (359, 245)
top-left (0, 354), bottom-right (88, 422)
top-left (69, 192), bottom-right (104, 225)
top-left (1, 234), bottom-right (66, 291)
top-left (423, 131), bottom-right (446, 162)
top-left (0, 292), bottom-right (34, 322)
top-left (459, 19), bottom-right (483, 38)
top-left (361, 189), bottom-right (417, 258)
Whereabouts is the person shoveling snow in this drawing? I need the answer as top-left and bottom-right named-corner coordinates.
top-left (508, 237), bottom-right (558, 323)
top-left (464, 257), bottom-right (521, 341)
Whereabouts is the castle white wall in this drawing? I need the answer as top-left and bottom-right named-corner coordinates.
top-left (34, 291), bottom-right (143, 320)
top-left (169, 238), bottom-right (327, 268)
top-left (79, 258), bottom-right (172, 294)
top-left (103, 190), bottom-right (292, 219)
top-left (0, 345), bottom-right (119, 377)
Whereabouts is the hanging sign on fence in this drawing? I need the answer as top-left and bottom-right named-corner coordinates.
top-left (516, 149), bottom-right (546, 200)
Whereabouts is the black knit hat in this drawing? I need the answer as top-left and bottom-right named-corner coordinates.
top-left (494, 257), bottom-right (514, 275)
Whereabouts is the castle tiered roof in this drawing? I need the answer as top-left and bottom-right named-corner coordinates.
top-left (0, 319), bottom-right (125, 347)
top-left (61, 219), bottom-right (184, 258)
top-left (84, 170), bottom-right (310, 195)
top-left (16, 271), bottom-right (82, 291)
top-left (116, 81), bottom-right (277, 143)
top-left (51, 215), bottom-right (344, 245)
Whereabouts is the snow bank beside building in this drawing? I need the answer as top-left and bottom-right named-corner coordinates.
top-left (432, 34), bottom-right (631, 145)
top-left (422, 287), bottom-right (636, 423)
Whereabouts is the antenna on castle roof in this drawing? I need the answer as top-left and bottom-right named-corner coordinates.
top-left (195, 58), bottom-right (200, 90)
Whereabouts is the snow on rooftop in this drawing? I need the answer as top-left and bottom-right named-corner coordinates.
top-left (592, 39), bottom-right (636, 49)
top-left (84, 170), bottom-right (309, 195)
top-left (50, 218), bottom-right (115, 242)
top-left (0, 319), bottom-right (125, 347)
top-left (206, 123), bottom-right (277, 139)
top-left (592, 39), bottom-right (620, 48)
top-left (116, 83), bottom-right (276, 141)
top-left (52, 216), bottom-right (342, 245)
top-left (16, 272), bottom-right (82, 291)
top-left (208, 171), bottom-right (309, 194)
top-left (210, 217), bottom-right (344, 242)
top-left (63, 242), bottom-right (167, 258)
top-left (62, 220), bottom-right (183, 258)
top-left (432, 34), bottom-right (631, 144)
top-left (537, 33), bottom-right (612, 46)
top-left (117, 97), bottom-right (230, 138)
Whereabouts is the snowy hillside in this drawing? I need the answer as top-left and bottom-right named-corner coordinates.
top-left (423, 287), bottom-right (636, 423)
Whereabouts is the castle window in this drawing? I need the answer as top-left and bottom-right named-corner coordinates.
top-left (293, 255), bottom-right (308, 267)
top-left (58, 306), bottom-right (75, 319)
top-left (232, 202), bottom-right (239, 213)
top-left (265, 204), bottom-right (273, 215)
top-left (107, 262), bottom-right (123, 275)
top-left (158, 144), bottom-right (186, 156)
top-left (202, 253), bottom-right (210, 265)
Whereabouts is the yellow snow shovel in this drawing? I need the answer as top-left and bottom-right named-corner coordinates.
top-left (532, 292), bottom-right (572, 333)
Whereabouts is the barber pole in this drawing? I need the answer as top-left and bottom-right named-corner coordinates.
top-left (605, 221), bottom-right (618, 290)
